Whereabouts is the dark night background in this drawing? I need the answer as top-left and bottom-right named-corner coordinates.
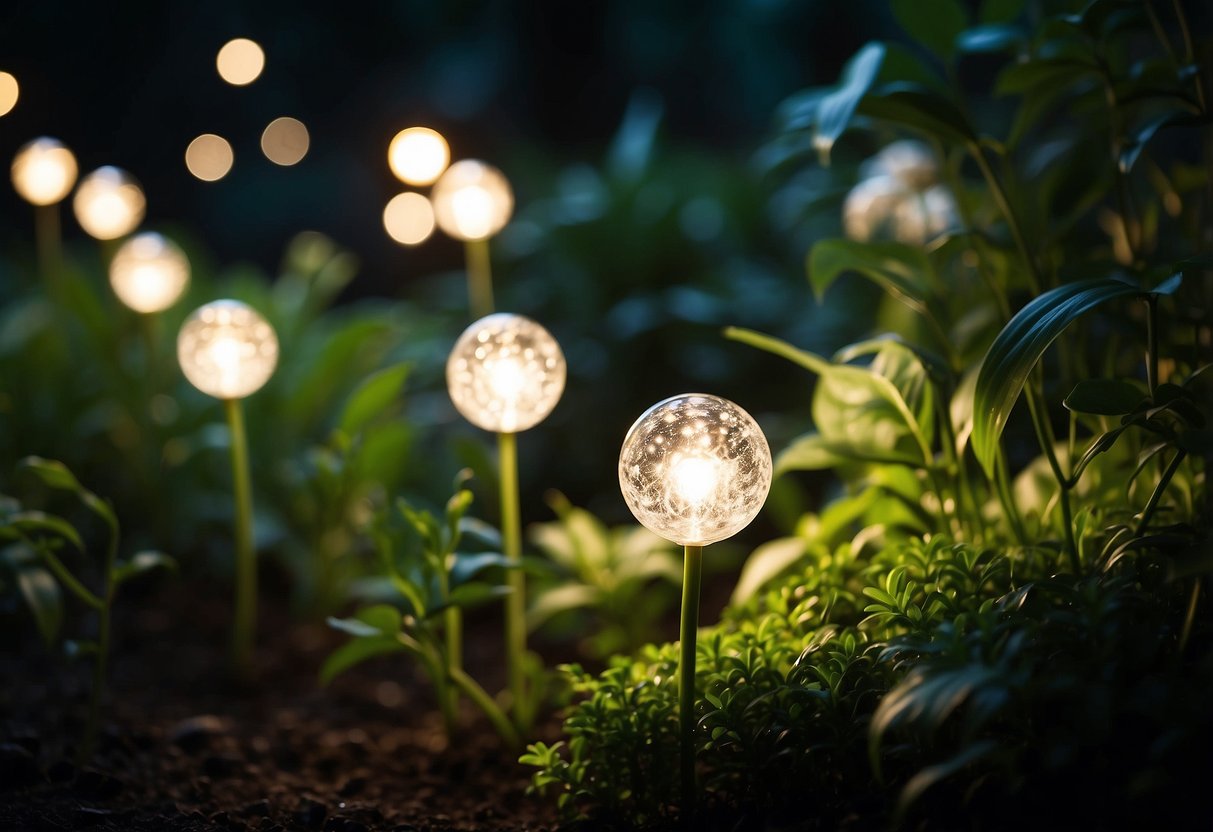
top-left (0, 1), bottom-right (885, 297)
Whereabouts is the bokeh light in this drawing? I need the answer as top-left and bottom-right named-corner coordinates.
top-left (383, 192), bottom-right (435, 246)
top-left (619, 394), bottom-right (772, 547)
top-left (185, 134), bottom-right (234, 182)
top-left (388, 127), bottom-right (450, 186)
top-left (0, 72), bottom-right (18, 117)
top-left (446, 313), bottom-right (566, 433)
top-left (216, 38), bottom-right (265, 86)
top-left (261, 117), bottom-right (309, 166)
top-left (11, 137), bottom-right (78, 206)
top-left (109, 232), bottom-right (190, 313)
top-left (178, 300), bottom-right (279, 400)
top-left (431, 160), bottom-right (514, 241)
top-left (72, 166), bottom-right (145, 240)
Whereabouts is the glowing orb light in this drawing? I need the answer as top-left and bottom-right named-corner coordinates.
top-left (178, 300), bottom-right (278, 400)
top-left (73, 167), bottom-right (145, 240)
top-left (216, 38), bottom-right (265, 86)
top-left (619, 394), bottom-right (772, 547)
top-left (0, 72), bottom-right (18, 117)
top-left (388, 127), bottom-right (450, 186)
top-left (261, 117), bottom-right (309, 166)
top-left (185, 134), bottom-right (234, 182)
top-left (446, 313), bottom-right (565, 433)
top-left (431, 160), bottom-right (513, 241)
top-left (109, 232), bottom-right (190, 313)
top-left (11, 137), bottom-right (78, 206)
top-left (383, 192), bottom-right (435, 246)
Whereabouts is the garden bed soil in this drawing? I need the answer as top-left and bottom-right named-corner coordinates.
top-left (0, 579), bottom-right (565, 832)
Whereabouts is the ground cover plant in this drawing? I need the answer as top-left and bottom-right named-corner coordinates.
top-left (0, 1), bottom-right (1210, 831)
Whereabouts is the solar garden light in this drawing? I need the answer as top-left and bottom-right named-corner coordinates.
top-left (177, 300), bottom-right (279, 672)
top-left (618, 394), bottom-right (772, 812)
top-left (72, 166), bottom-right (146, 254)
top-left (109, 232), bottom-right (190, 314)
top-left (10, 137), bottom-right (78, 282)
top-left (431, 160), bottom-right (513, 318)
top-left (446, 313), bottom-right (565, 729)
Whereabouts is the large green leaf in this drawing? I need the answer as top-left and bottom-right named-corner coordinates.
top-left (892, 0), bottom-right (967, 59)
top-left (16, 564), bottom-right (62, 646)
top-left (972, 279), bottom-right (1142, 476)
top-left (338, 362), bottom-right (410, 436)
top-left (815, 42), bottom-right (886, 162)
top-left (731, 537), bottom-right (807, 605)
top-left (808, 239), bottom-right (937, 308)
top-left (858, 83), bottom-right (978, 145)
top-left (113, 551), bottom-right (177, 585)
top-left (18, 457), bottom-right (118, 533)
top-left (319, 635), bottom-right (407, 685)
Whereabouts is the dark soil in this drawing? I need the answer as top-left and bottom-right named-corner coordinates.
top-left (0, 578), bottom-right (568, 832)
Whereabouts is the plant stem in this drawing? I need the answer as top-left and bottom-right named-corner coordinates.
top-left (967, 141), bottom-right (1043, 294)
top-left (1024, 384), bottom-right (1080, 572)
top-left (438, 568), bottom-right (462, 734)
top-left (34, 204), bottom-right (63, 291)
top-left (27, 541), bottom-right (103, 612)
top-left (1134, 449), bottom-right (1187, 535)
top-left (1178, 577), bottom-right (1201, 654)
top-left (224, 397), bottom-right (257, 675)
top-left (450, 665), bottom-right (521, 748)
top-left (1144, 296), bottom-right (1160, 396)
top-left (85, 509), bottom-right (120, 761)
top-left (679, 544), bottom-right (704, 819)
top-left (993, 446), bottom-right (1029, 546)
top-left (498, 430), bottom-right (528, 729)
top-left (465, 238), bottom-right (494, 319)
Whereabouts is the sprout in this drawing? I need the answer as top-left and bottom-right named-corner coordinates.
top-left (73, 167), bottom-right (145, 241)
top-left (177, 300), bottom-right (278, 400)
top-left (431, 160), bottom-right (514, 241)
top-left (109, 232), bottom-right (190, 313)
top-left (11, 137), bottom-right (78, 206)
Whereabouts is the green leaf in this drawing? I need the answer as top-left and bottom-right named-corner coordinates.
top-left (445, 582), bottom-right (511, 612)
top-left (6, 511), bottom-right (84, 552)
top-left (1120, 110), bottom-right (1202, 173)
top-left (18, 457), bottom-right (117, 532)
top-left (732, 537), bottom-right (807, 605)
top-left (450, 551), bottom-right (514, 585)
top-left (972, 279), bottom-right (1142, 476)
top-left (956, 24), bottom-right (1024, 53)
top-left (981, 0), bottom-right (1025, 23)
top-left (808, 239), bottom-right (936, 307)
top-left (858, 83), bottom-right (978, 145)
top-left (775, 433), bottom-right (849, 475)
top-left (16, 565), bottom-right (62, 646)
top-left (113, 551), bottom-right (176, 585)
top-left (892, 0), bottom-right (967, 59)
top-left (320, 636), bottom-right (407, 685)
top-left (1063, 379), bottom-right (1145, 416)
top-left (815, 42), bottom-right (886, 162)
top-left (527, 584), bottom-right (603, 631)
top-left (1151, 272), bottom-right (1182, 296)
top-left (896, 740), bottom-right (999, 820)
top-left (338, 362), bottom-right (410, 435)
top-left (328, 604), bottom-right (403, 638)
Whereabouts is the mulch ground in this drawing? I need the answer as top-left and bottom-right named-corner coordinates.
top-left (0, 577), bottom-right (571, 832)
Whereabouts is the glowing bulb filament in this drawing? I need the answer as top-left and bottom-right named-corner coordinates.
top-left (211, 336), bottom-right (242, 389)
top-left (490, 357), bottom-right (526, 402)
top-left (671, 456), bottom-right (719, 506)
top-left (452, 186), bottom-right (494, 239)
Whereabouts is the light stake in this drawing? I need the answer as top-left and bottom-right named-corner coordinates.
top-left (431, 160), bottom-right (513, 318)
top-left (446, 313), bottom-right (565, 730)
top-left (10, 137), bottom-right (78, 283)
top-left (618, 394), bottom-right (772, 816)
top-left (178, 300), bottom-right (278, 672)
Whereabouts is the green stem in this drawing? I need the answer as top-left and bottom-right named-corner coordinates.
top-left (34, 203), bottom-right (63, 292)
top-left (967, 141), bottom-right (1043, 294)
top-left (25, 539), bottom-right (103, 611)
top-left (498, 431), bottom-right (528, 728)
top-left (1178, 577), bottom-right (1201, 654)
top-left (1145, 296), bottom-right (1160, 396)
top-left (84, 587), bottom-right (112, 761)
top-left (993, 446), bottom-right (1029, 546)
top-left (1024, 384), bottom-right (1080, 572)
top-left (680, 544), bottom-right (704, 818)
top-left (1134, 449), bottom-right (1188, 536)
top-left (438, 568), bottom-right (462, 734)
top-left (465, 238), bottom-right (494, 319)
top-left (449, 665), bottom-right (521, 748)
top-left (224, 397), bottom-right (257, 674)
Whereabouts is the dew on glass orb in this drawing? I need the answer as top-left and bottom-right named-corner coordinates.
top-left (446, 313), bottom-right (565, 433)
top-left (73, 166), bottom-right (145, 240)
top-left (109, 232), bottom-right (190, 313)
top-left (11, 137), bottom-right (78, 206)
top-left (431, 160), bottom-right (513, 241)
top-left (619, 394), bottom-right (772, 547)
top-left (178, 300), bottom-right (278, 400)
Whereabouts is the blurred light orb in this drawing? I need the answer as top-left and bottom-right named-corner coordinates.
top-left (109, 232), bottom-right (190, 313)
top-left (867, 139), bottom-right (939, 191)
top-left (178, 300), bottom-right (278, 400)
top-left (431, 160), bottom-right (513, 241)
top-left (619, 394), bottom-right (772, 547)
top-left (73, 167), bottom-right (145, 240)
top-left (216, 38), bottom-right (265, 86)
top-left (0, 72), bottom-right (18, 117)
top-left (383, 192), bottom-right (435, 246)
top-left (11, 137), bottom-right (78, 206)
top-left (388, 127), bottom-right (450, 186)
top-left (446, 313), bottom-right (565, 433)
top-left (185, 134), bottom-right (234, 181)
top-left (261, 117), bottom-right (309, 166)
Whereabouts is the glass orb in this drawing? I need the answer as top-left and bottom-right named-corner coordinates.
top-left (383, 192), bottom-right (435, 246)
top-left (178, 300), bottom-right (278, 400)
top-left (388, 127), bottom-right (450, 186)
top-left (446, 313), bottom-right (565, 433)
top-left (109, 232), bottom-right (190, 313)
top-left (619, 394), bottom-right (772, 547)
top-left (216, 38), bottom-right (265, 86)
top-left (431, 160), bottom-right (513, 241)
top-left (868, 139), bottom-right (938, 191)
top-left (73, 167), bottom-right (145, 240)
top-left (11, 137), bottom-right (78, 206)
